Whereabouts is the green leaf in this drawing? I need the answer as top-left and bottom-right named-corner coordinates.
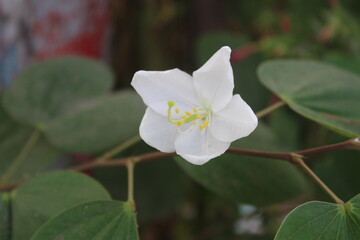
top-left (0, 193), bottom-right (10, 240)
top-left (11, 171), bottom-right (111, 240)
top-left (270, 108), bottom-right (303, 151)
top-left (93, 154), bottom-right (188, 223)
top-left (326, 55), bottom-right (360, 76)
top-left (3, 57), bottom-right (113, 127)
top-left (258, 60), bottom-right (360, 137)
top-left (44, 91), bottom-right (145, 153)
top-left (314, 150), bottom-right (360, 201)
top-left (176, 123), bottom-right (309, 206)
top-left (275, 194), bottom-right (360, 239)
top-left (0, 106), bottom-right (59, 182)
top-left (31, 200), bottom-right (139, 240)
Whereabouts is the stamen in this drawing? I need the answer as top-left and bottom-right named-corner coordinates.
top-left (203, 120), bottom-right (210, 127)
top-left (168, 101), bottom-right (175, 107)
top-left (167, 101), bottom-right (209, 129)
top-left (199, 120), bottom-right (210, 130)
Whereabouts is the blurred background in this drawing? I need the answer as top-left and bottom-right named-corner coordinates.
top-left (1, 0), bottom-right (360, 239)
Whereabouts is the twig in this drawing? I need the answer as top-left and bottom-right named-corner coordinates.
top-left (292, 157), bottom-right (344, 204)
top-left (1, 138), bottom-right (358, 192)
top-left (256, 101), bottom-right (286, 119)
top-left (0, 129), bottom-right (41, 184)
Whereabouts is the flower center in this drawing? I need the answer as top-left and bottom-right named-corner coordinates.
top-left (167, 101), bottom-right (210, 130)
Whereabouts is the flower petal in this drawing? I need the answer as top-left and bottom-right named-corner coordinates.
top-left (175, 127), bottom-right (230, 165)
top-left (193, 46), bottom-right (234, 111)
top-left (210, 94), bottom-right (258, 142)
top-left (139, 108), bottom-right (178, 152)
top-left (131, 69), bottom-right (199, 116)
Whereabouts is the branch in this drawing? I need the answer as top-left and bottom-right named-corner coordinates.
top-left (1, 138), bottom-right (358, 192)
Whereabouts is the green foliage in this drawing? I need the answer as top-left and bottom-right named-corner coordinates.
top-left (176, 123), bottom-right (309, 207)
top-left (314, 150), bottom-right (360, 201)
top-left (3, 57), bottom-right (114, 128)
top-left (31, 201), bottom-right (139, 240)
top-left (0, 45), bottom-right (360, 239)
top-left (275, 194), bottom-right (360, 239)
top-left (258, 60), bottom-right (360, 137)
top-left (11, 171), bottom-right (111, 240)
top-left (0, 193), bottom-right (10, 240)
top-left (44, 91), bottom-right (145, 153)
top-left (326, 55), bottom-right (360, 75)
top-left (0, 106), bottom-right (59, 182)
top-left (93, 156), bottom-right (188, 223)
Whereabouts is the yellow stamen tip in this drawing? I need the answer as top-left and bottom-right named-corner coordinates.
top-left (168, 101), bottom-right (175, 107)
top-left (175, 108), bottom-right (180, 114)
top-left (185, 111), bottom-right (191, 116)
top-left (196, 115), bottom-right (202, 119)
top-left (192, 121), bottom-right (197, 125)
top-left (180, 115), bottom-right (187, 119)
top-left (193, 108), bottom-right (197, 113)
top-left (177, 122), bottom-right (182, 127)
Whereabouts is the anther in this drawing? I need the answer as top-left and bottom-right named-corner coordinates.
top-left (185, 111), bottom-right (191, 116)
top-left (168, 101), bottom-right (175, 107)
top-left (180, 115), bottom-right (187, 119)
top-left (175, 108), bottom-right (180, 114)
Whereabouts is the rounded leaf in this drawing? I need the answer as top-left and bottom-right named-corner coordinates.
top-left (275, 194), bottom-right (360, 239)
top-left (258, 60), bottom-right (360, 137)
top-left (176, 124), bottom-right (309, 206)
top-left (0, 193), bottom-right (10, 240)
top-left (31, 201), bottom-right (139, 240)
top-left (44, 91), bottom-right (145, 153)
top-left (11, 171), bottom-right (111, 240)
top-left (3, 56), bottom-right (113, 127)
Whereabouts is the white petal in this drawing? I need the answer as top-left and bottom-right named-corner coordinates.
top-left (210, 94), bottom-right (258, 142)
top-left (193, 46), bottom-right (234, 111)
top-left (139, 108), bottom-right (178, 152)
top-left (175, 126), bottom-right (230, 165)
top-left (131, 69), bottom-right (199, 116)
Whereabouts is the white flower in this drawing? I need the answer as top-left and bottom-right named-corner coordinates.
top-left (131, 46), bottom-right (258, 165)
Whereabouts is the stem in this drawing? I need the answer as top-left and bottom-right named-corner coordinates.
top-left (127, 159), bottom-right (136, 210)
top-left (256, 101), bottom-right (286, 118)
top-left (70, 152), bottom-right (175, 172)
top-left (97, 135), bottom-right (141, 162)
top-left (1, 138), bottom-right (358, 192)
top-left (292, 157), bottom-right (344, 204)
top-left (0, 129), bottom-right (41, 184)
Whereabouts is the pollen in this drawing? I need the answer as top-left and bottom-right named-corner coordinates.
top-left (185, 111), bottom-right (191, 116)
top-left (175, 108), bottom-right (180, 114)
top-left (177, 122), bottom-right (182, 127)
top-left (180, 115), bottom-right (187, 119)
top-left (199, 120), bottom-right (210, 130)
